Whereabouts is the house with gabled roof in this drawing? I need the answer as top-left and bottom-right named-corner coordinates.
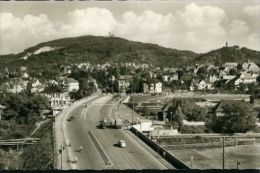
top-left (242, 62), bottom-right (260, 74)
top-left (190, 78), bottom-right (214, 91)
top-left (40, 87), bottom-right (71, 115)
top-left (160, 102), bottom-right (173, 120)
top-left (213, 100), bottom-right (247, 117)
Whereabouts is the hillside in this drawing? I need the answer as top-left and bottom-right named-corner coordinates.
top-left (0, 35), bottom-right (196, 70)
top-left (194, 46), bottom-right (260, 65)
top-left (0, 36), bottom-right (259, 71)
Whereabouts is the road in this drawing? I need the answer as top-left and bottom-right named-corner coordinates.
top-left (64, 95), bottom-right (172, 169)
top-left (131, 93), bottom-right (250, 102)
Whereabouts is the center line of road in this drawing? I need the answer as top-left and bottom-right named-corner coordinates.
top-left (87, 130), bottom-right (113, 167)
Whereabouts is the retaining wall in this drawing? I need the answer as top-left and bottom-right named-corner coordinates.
top-left (130, 127), bottom-right (190, 169)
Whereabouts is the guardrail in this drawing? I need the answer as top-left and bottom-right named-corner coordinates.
top-left (153, 133), bottom-right (260, 139)
top-left (130, 127), bottom-right (190, 169)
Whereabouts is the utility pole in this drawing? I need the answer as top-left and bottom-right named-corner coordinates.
top-left (131, 78), bottom-right (134, 125)
top-left (116, 56), bottom-right (120, 119)
top-left (170, 112), bottom-right (173, 123)
top-left (130, 50), bottom-right (135, 125)
top-left (222, 136), bottom-right (225, 169)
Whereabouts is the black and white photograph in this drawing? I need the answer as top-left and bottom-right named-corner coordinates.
top-left (0, 0), bottom-right (260, 171)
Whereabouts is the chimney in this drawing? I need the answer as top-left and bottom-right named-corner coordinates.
top-left (226, 42), bottom-right (228, 47)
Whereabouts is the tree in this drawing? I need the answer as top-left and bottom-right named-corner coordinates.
top-left (211, 102), bottom-right (257, 133)
top-left (229, 68), bottom-right (238, 75)
top-left (2, 93), bottom-right (49, 124)
top-left (186, 107), bottom-right (207, 121)
top-left (142, 106), bottom-right (149, 116)
top-left (168, 98), bottom-right (208, 122)
top-left (197, 66), bottom-right (208, 79)
top-left (175, 103), bottom-right (184, 131)
top-left (257, 75), bottom-right (260, 85)
top-left (3, 109), bottom-right (18, 120)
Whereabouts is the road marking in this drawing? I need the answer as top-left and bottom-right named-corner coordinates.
top-left (80, 108), bottom-right (88, 120)
top-left (87, 130), bottom-right (113, 167)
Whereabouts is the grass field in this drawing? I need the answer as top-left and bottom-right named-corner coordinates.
top-left (170, 144), bottom-right (260, 169)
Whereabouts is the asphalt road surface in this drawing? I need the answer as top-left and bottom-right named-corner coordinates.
top-left (64, 95), bottom-right (170, 169)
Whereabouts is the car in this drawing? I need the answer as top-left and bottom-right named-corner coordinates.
top-left (71, 156), bottom-right (78, 163)
top-left (67, 116), bottom-right (74, 121)
top-left (65, 139), bottom-right (71, 146)
top-left (118, 140), bottom-right (126, 148)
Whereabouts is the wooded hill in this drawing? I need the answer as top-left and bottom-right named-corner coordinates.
top-left (0, 35), bottom-right (259, 71)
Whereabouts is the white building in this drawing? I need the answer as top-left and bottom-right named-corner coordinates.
top-left (235, 72), bottom-right (258, 85)
top-left (150, 82), bottom-right (163, 93)
top-left (242, 62), bottom-right (260, 74)
top-left (163, 74), bottom-right (178, 82)
top-left (41, 92), bottom-right (71, 115)
top-left (64, 78), bottom-right (79, 92)
top-left (118, 75), bottom-right (132, 94)
top-left (4, 78), bottom-right (29, 93)
top-left (132, 119), bottom-right (154, 132)
top-left (224, 62), bottom-right (238, 69)
top-left (209, 74), bottom-right (218, 83)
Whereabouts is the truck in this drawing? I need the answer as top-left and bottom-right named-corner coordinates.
top-left (99, 117), bottom-right (107, 129)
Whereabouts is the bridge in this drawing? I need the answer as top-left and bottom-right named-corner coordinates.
top-left (0, 138), bottom-right (40, 146)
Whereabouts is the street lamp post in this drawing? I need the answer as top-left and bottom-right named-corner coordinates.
top-left (237, 160), bottom-right (240, 169)
top-left (59, 144), bottom-right (63, 170)
top-left (190, 156), bottom-right (194, 168)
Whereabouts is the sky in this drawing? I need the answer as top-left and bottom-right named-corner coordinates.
top-left (0, 0), bottom-right (259, 55)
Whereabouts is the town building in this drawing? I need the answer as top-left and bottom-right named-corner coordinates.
top-left (31, 79), bottom-right (45, 93)
top-left (64, 78), bottom-right (79, 92)
top-left (242, 62), bottom-right (260, 74)
top-left (209, 74), bottom-right (219, 83)
top-left (190, 78), bottom-right (214, 91)
top-left (149, 82), bottom-right (163, 94)
top-left (1, 78), bottom-right (29, 93)
top-left (232, 72), bottom-right (258, 88)
top-left (118, 75), bottom-right (132, 94)
top-left (143, 83), bottom-right (150, 94)
top-left (41, 91), bottom-right (71, 116)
